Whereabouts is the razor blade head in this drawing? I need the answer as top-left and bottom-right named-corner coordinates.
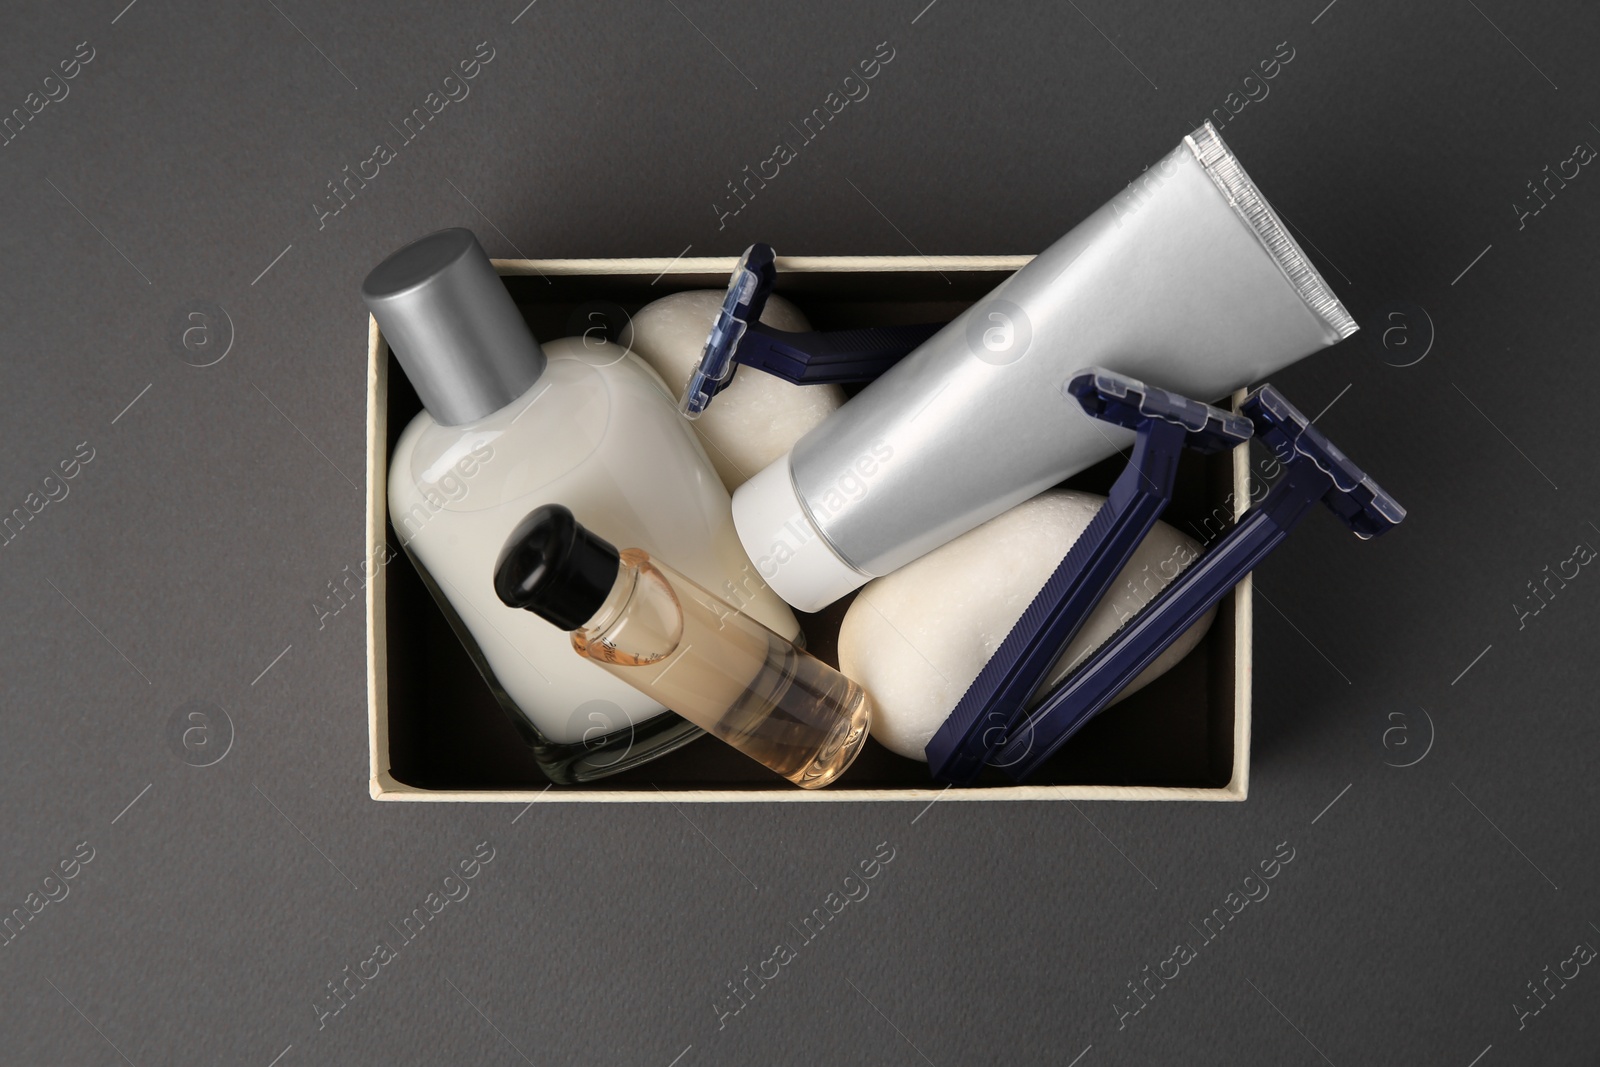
top-left (1243, 385), bottom-right (1407, 539)
top-left (678, 243), bottom-right (779, 418)
top-left (1067, 368), bottom-right (1253, 454)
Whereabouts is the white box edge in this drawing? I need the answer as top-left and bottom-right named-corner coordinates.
top-left (365, 255), bottom-right (1252, 803)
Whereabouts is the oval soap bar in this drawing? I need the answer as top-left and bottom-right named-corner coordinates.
top-left (837, 489), bottom-right (1217, 762)
top-left (620, 290), bottom-right (844, 491)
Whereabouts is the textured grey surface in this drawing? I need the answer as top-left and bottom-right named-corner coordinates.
top-left (2, 0), bottom-right (1598, 1063)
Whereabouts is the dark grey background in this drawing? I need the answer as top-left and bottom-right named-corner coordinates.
top-left (2, 0), bottom-right (1596, 1063)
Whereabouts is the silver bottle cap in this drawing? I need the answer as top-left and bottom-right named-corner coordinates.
top-left (362, 228), bottom-right (546, 426)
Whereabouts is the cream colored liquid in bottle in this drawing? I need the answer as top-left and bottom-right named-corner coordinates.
top-left (365, 227), bottom-right (798, 784)
top-left (496, 505), bottom-right (870, 788)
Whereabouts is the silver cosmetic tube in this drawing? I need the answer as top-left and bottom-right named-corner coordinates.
top-left (732, 123), bottom-right (1357, 612)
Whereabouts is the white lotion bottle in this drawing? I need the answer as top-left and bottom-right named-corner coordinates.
top-left (366, 228), bottom-right (798, 783)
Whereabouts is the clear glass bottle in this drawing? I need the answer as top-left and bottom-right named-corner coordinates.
top-left (496, 506), bottom-right (871, 788)
top-left (365, 227), bottom-right (798, 785)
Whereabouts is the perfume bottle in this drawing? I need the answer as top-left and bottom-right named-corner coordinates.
top-left (365, 228), bottom-right (799, 784)
top-left (495, 505), bottom-right (872, 788)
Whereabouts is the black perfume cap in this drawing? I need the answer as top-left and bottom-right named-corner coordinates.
top-left (362, 228), bottom-right (546, 427)
top-left (495, 505), bottom-right (622, 631)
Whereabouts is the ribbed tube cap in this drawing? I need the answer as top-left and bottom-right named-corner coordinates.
top-left (730, 456), bottom-right (872, 612)
top-left (362, 228), bottom-right (545, 426)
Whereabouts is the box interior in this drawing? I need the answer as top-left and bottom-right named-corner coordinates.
top-left (377, 266), bottom-right (1241, 795)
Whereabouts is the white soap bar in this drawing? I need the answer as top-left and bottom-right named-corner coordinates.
top-left (620, 290), bottom-right (845, 491)
top-left (837, 489), bottom-right (1217, 762)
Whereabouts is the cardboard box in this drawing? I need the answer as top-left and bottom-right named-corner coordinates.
top-left (366, 255), bottom-right (1252, 803)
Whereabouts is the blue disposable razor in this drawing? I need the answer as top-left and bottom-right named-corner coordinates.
top-left (678, 243), bottom-right (946, 418)
top-left (925, 369), bottom-right (1254, 784)
top-left (997, 383), bottom-right (1406, 782)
